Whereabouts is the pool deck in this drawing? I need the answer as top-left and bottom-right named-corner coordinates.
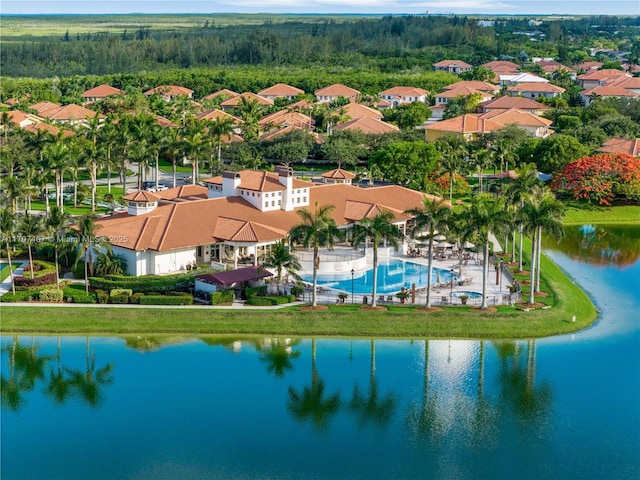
top-left (305, 249), bottom-right (514, 307)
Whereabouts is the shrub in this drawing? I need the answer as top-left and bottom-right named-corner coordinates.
top-left (211, 290), bottom-right (234, 305)
top-left (130, 293), bottom-right (143, 304)
top-left (110, 288), bottom-right (133, 297)
top-left (62, 286), bottom-right (96, 304)
top-left (89, 272), bottom-right (199, 294)
top-left (39, 289), bottom-right (64, 302)
top-left (245, 286), bottom-right (267, 298)
top-left (110, 293), bottom-right (130, 304)
top-left (245, 295), bottom-right (294, 306)
top-left (290, 285), bottom-right (304, 298)
top-left (95, 289), bottom-right (109, 304)
top-left (23, 263), bottom-right (42, 273)
top-left (138, 294), bottom-right (193, 305)
top-left (14, 272), bottom-right (57, 288)
top-left (0, 289), bottom-right (39, 302)
top-left (73, 262), bottom-right (86, 279)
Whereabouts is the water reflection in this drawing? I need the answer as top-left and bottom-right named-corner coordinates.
top-left (1, 336), bottom-right (113, 410)
top-left (545, 224), bottom-right (640, 267)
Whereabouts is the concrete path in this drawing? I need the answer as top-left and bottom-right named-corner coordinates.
top-left (0, 261), bottom-right (24, 295)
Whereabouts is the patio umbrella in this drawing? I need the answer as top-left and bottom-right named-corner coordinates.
top-left (440, 241), bottom-right (453, 248)
top-left (434, 234), bottom-right (447, 242)
top-left (436, 271), bottom-right (441, 286)
top-left (462, 241), bottom-right (475, 249)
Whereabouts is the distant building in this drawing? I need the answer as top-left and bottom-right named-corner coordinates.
top-left (433, 60), bottom-right (473, 75)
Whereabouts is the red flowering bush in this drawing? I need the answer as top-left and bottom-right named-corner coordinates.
top-left (553, 153), bottom-right (640, 205)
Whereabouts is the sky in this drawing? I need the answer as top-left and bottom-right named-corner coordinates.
top-left (1, 0), bottom-right (638, 16)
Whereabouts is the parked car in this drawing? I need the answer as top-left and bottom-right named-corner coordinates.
top-left (144, 183), bottom-right (169, 192)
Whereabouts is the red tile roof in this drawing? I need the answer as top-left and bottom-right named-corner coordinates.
top-left (123, 191), bottom-right (161, 202)
top-left (82, 84), bottom-right (124, 98)
top-left (481, 96), bottom-right (549, 111)
top-left (197, 266), bottom-right (273, 285)
top-left (257, 83), bottom-right (304, 97)
top-left (333, 117), bottom-right (399, 134)
top-left (196, 109), bottom-right (244, 124)
top-left (426, 114), bottom-right (503, 134)
top-left (582, 86), bottom-right (639, 98)
top-left (144, 85), bottom-right (194, 96)
top-left (379, 86), bottom-right (429, 97)
top-left (433, 60), bottom-right (472, 68)
top-left (220, 92), bottom-right (274, 107)
top-left (443, 81), bottom-right (499, 93)
top-left (597, 137), bottom-right (640, 157)
top-left (201, 89), bottom-right (239, 101)
top-left (340, 102), bottom-right (383, 120)
top-left (315, 84), bottom-right (360, 97)
top-left (507, 82), bottom-right (565, 94)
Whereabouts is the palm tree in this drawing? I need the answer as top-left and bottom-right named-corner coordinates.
top-left (94, 245), bottom-right (128, 276)
top-left (351, 210), bottom-right (402, 308)
top-left (289, 203), bottom-right (341, 307)
top-left (43, 139), bottom-right (71, 211)
top-left (18, 212), bottom-right (43, 279)
top-left (208, 116), bottom-right (235, 166)
top-left (44, 336), bottom-right (72, 404)
top-left (2, 175), bottom-right (31, 213)
top-left (262, 239), bottom-right (302, 295)
top-left (518, 187), bottom-right (564, 303)
top-left (46, 206), bottom-right (72, 289)
top-left (84, 113), bottom-right (102, 212)
top-left (457, 195), bottom-right (511, 309)
top-left (161, 127), bottom-right (182, 188)
top-left (181, 118), bottom-right (207, 185)
top-left (436, 137), bottom-right (468, 202)
top-left (0, 208), bottom-right (17, 294)
top-left (73, 215), bottom-right (109, 294)
top-left (258, 338), bottom-right (302, 378)
top-left (404, 198), bottom-right (452, 308)
top-left (235, 96), bottom-right (263, 140)
top-left (503, 163), bottom-right (540, 269)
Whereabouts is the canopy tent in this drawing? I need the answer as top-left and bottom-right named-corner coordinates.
top-left (196, 266), bottom-right (273, 286)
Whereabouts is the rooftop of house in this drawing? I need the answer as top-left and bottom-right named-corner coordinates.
top-left (123, 190), bottom-right (161, 202)
top-left (154, 115), bottom-right (178, 128)
top-left (433, 60), bottom-right (472, 68)
top-left (379, 86), bottom-right (429, 97)
top-left (577, 69), bottom-right (631, 81)
top-left (202, 169), bottom-right (312, 192)
top-left (30, 102), bottom-right (104, 121)
top-left (322, 168), bottom-right (356, 180)
top-left (314, 84), bottom-right (360, 97)
top-left (332, 116), bottom-right (400, 134)
top-left (443, 81), bottom-right (499, 92)
top-left (597, 137), bottom-right (640, 157)
top-left (482, 60), bottom-right (520, 72)
top-left (480, 108), bottom-right (553, 127)
top-left (144, 85), bottom-right (194, 96)
top-left (220, 92), bottom-right (274, 107)
top-left (259, 125), bottom-right (323, 143)
top-left (82, 84), bottom-right (124, 98)
top-left (499, 72), bottom-right (549, 83)
top-left (436, 86), bottom-right (493, 98)
top-left (581, 86), bottom-right (640, 97)
top-left (339, 102), bottom-right (383, 120)
top-left (481, 96), bottom-right (550, 111)
top-left (196, 109), bottom-right (244, 124)
top-left (507, 82), bottom-right (566, 93)
top-left (257, 83), bottom-right (304, 97)
top-left (201, 89), bottom-right (240, 101)
top-left (259, 109), bottom-right (314, 128)
top-left (425, 114), bottom-right (503, 134)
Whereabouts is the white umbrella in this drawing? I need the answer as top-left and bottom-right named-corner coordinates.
top-left (434, 234), bottom-right (447, 241)
top-left (436, 271), bottom-right (441, 286)
top-left (440, 241), bottom-right (453, 248)
top-left (463, 241), bottom-right (475, 249)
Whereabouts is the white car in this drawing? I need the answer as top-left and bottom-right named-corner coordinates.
top-left (144, 184), bottom-right (169, 192)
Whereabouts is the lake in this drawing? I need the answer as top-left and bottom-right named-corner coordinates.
top-left (2, 224), bottom-right (639, 480)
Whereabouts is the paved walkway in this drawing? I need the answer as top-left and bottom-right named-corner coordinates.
top-left (0, 261), bottom-right (24, 295)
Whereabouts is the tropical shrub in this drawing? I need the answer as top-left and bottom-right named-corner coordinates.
top-left (110, 288), bottom-right (133, 298)
top-left (89, 272), bottom-right (198, 293)
top-left (245, 295), bottom-right (295, 306)
top-left (95, 289), bottom-right (109, 304)
top-left (39, 289), bottom-right (64, 302)
top-left (0, 290), bottom-right (37, 302)
top-left (14, 272), bottom-right (57, 288)
top-left (245, 286), bottom-right (267, 298)
top-left (62, 286), bottom-right (96, 304)
top-left (553, 153), bottom-right (640, 205)
top-left (130, 293), bottom-right (144, 304)
top-left (211, 290), bottom-right (234, 305)
top-left (110, 293), bottom-right (131, 304)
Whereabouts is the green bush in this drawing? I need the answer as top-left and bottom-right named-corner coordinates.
top-left (211, 290), bottom-right (234, 305)
top-left (95, 289), bottom-right (109, 304)
top-left (62, 286), bottom-right (96, 304)
top-left (110, 293), bottom-right (130, 304)
top-left (245, 286), bottom-right (267, 298)
top-left (89, 272), bottom-right (199, 294)
top-left (138, 294), bottom-right (193, 305)
top-left (130, 293), bottom-right (143, 304)
top-left (14, 272), bottom-right (57, 288)
top-left (73, 262), bottom-right (86, 279)
top-left (110, 288), bottom-right (133, 297)
top-left (245, 296), bottom-right (275, 306)
top-left (0, 289), bottom-right (39, 302)
top-left (39, 289), bottom-right (64, 302)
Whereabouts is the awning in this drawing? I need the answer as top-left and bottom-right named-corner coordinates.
top-left (196, 266), bottom-right (273, 286)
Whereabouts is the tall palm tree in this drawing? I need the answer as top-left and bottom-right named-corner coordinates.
top-left (73, 215), bottom-right (109, 294)
top-left (18, 212), bottom-right (43, 279)
top-left (518, 187), bottom-right (564, 303)
top-left (2, 175), bottom-right (31, 213)
top-left (503, 163), bottom-right (540, 269)
top-left (235, 96), bottom-right (263, 140)
top-left (436, 137), bottom-right (468, 202)
top-left (43, 138), bottom-right (71, 211)
top-left (351, 210), bottom-right (402, 308)
top-left (289, 203), bottom-right (341, 307)
top-left (405, 198), bottom-right (452, 308)
top-left (0, 208), bottom-right (17, 294)
top-left (161, 127), bottom-right (183, 188)
top-left (46, 206), bottom-right (72, 289)
top-left (181, 118), bottom-right (207, 185)
top-left (84, 113), bottom-right (103, 213)
top-left (457, 195), bottom-right (511, 309)
top-left (208, 116), bottom-right (235, 166)
top-left (262, 239), bottom-right (302, 295)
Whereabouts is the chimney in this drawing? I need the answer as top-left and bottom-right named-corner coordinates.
top-left (222, 171), bottom-right (241, 196)
top-left (277, 166), bottom-right (294, 211)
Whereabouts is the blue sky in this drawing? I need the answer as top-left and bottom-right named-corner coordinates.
top-left (1, 1), bottom-right (638, 15)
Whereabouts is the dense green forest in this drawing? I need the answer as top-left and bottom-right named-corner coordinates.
top-left (2, 14), bottom-right (639, 78)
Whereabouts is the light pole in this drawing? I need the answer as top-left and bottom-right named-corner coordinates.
top-left (351, 268), bottom-right (355, 304)
top-left (499, 259), bottom-right (503, 292)
top-left (450, 268), bottom-right (454, 302)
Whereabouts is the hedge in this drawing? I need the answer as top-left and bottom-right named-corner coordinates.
top-left (211, 290), bottom-right (234, 305)
top-left (24, 260), bottom-right (57, 278)
top-left (138, 294), bottom-right (193, 305)
top-left (95, 289), bottom-right (109, 304)
top-left (245, 286), bottom-right (268, 298)
top-left (130, 293), bottom-right (143, 304)
top-left (110, 293), bottom-right (130, 304)
top-left (245, 295), bottom-right (295, 306)
top-left (14, 272), bottom-right (57, 288)
top-left (88, 273), bottom-right (198, 294)
top-left (39, 289), bottom-right (64, 302)
top-left (61, 286), bottom-right (96, 304)
top-left (0, 290), bottom-right (38, 302)
top-left (110, 288), bottom-right (133, 297)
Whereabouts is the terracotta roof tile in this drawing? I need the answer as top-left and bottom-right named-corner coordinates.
top-left (426, 114), bottom-right (503, 134)
top-left (507, 82), bottom-right (565, 93)
top-left (443, 81), bottom-right (499, 92)
top-left (333, 117), bottom-right (399, 134)
top-left (314, 84), bottom-right (360, 97)
top-left (379, 86), bottom-right (429, 96)
top-left (257, 83), bottom-right (304, 97)
top-left (482, 96), bottom-right (549, 111)
top-left (433, 60), bottom-right (472, 68)
top-left (220, 92), bottom-right (273, 107)
top-left (480, 108), bottom-right (553, 127)
top-left (123, 190), bottom-right (161, 202)
top-left (196, 109), bottom-right (243, 123)
top-left (436, 86), bottom-right (493, 99)
top-left (597, 137), bottom-right (640, 156)
top-left (577, 69), bottom-right (630, 81)
top-left (201, 89), bottom-right (239, 101)
top-left (82, 84), bottom-right (124, 98)
top-left (582, 86), bottom-right (639, 97)
top-left (340, 102), bottom-right (383, 120)
top-left (322, 168), bottom-right (356, 180)
top-left (144, 85), bottom-right (194, 96)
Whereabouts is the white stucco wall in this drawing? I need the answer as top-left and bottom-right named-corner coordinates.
top-left (151, 247), bottom-right (196, 274)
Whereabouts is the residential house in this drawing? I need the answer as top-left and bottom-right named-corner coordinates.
top-left (499, 73), bottom-right (549, 87)
top-left (259, 110), bottom-right (314, 130)
top-left (4, 110), bottom-right (73, 137)
top-left (260, 125), bottom-right (323, 144)
top-left (577, 69), bottom-right (630, 90)
top-left (315, 84), bottom-right (360, 103)
top-left (94, 166), bottom-right (435, 275)
top-left (443, 81), bottom-right (500, 94)
top-left (154, 115), bottom-right (178, 128)
top-left (257, 83), bottom-right (304, 100)
top-left (81, 84), bottom-right (124, 104)
top-left (480, 96), bottom-right (550, 116)
top-left (507, 82), bottom-right (565, 99)
top-left (425, 114), bottom-right (504, 142)
top-left (30, 102), bottom-right (105, 127)
top-left (580, 86), bottom-right (639, 105)
top-left (481, 60), bottom-right (520, 81)
top-left (536, 61), bottom-right (577, 79)
top-left (196, 109), bottom-right (244, 134)
top-left (332, 117), bottom-right (400, 135)
top-left (479, 108), bottom-right (553, 138)
top-left (201, 89), bottom-right (240, 102)
top-left (339, 102), bottom-right (383, 120)
top-left (220, 92), bottom-right (274, 111)
top-left (434, 87), bottom-right (494, 107)
top-left (608, 76), bottom-right (640, 95)
top-left (575, 61), bottom-right (603, 72)
top-left (378, 86), bottom-right (429, 108)
top-left (144, 85), bottom-right (194, 101)
top-left (597, 137), bottom-right (640, 157)
top-left (432, 60), bottom-right (473, 75)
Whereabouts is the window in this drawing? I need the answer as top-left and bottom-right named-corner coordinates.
top-left (265, 202), bottom-right (268, 208)
top-left (303, 197), bottom-right (307, 203)
top-left (278, 200), bottom-right (281, 206)
top-left (271, 201), bottom-right (275, 207)
top-left (278, 192), bottom-right (282, 196)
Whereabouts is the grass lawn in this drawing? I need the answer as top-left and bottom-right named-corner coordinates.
top-left (0, 261), bottom-right (22, 282)
top-left (158, 159), bottom-right (193, 174)
top-left (29, 186), bottom-right (127, 216)
top-left (2, 247), bottom-right (597, 339)
top-left (563, 201), bottom-right (640, 225)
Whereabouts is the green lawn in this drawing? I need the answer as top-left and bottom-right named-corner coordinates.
top-left (158, 159), bottom-right (193, 174)
top-left (562, 202), bottom-right (640, 225)
top-left (29, 186), bottom-right (127, 216)
top-left (0, 261), bottom-right (22, 282)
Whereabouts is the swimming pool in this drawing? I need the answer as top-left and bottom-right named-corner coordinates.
top-left (301, 259), bottom-right (457, 294)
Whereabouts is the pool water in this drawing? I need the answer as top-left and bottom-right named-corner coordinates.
top-left (301, 259), bottom-right (456, 294)
top-left (451, 291), bottom-right (482, 298)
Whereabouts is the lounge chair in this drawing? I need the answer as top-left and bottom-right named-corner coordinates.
top-left (378, 295), bottom-right (386, 304)
top-left (386, 295), bottom-right (394, 304)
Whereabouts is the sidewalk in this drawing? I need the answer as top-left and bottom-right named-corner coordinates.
top-left (0, 262), bottom-right (24, 295)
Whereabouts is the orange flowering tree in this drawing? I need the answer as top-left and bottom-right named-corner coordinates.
top-left (552, 153), bottom-right (640, 205)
